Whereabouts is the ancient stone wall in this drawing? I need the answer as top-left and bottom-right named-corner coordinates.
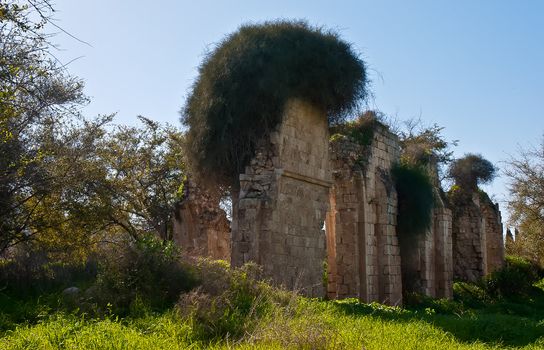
top-left (185, 97), bottom-right (503, 302)
top-left (326, 125), bottom-right (403, 305)
top-left (399, 162), bottom-right (454, 299)
top-left (231, 99), bottom-right (331, 297)
top-left (433, 205), bottom-right (454, 298)
top-left (481, 200), bottom-right (505, 273)
top-left (451, 193), bottom-right (485, 282)
top-left (172, 181), bottom-right (231, 261)
top-left (451, 192), bottom-right (504, 282)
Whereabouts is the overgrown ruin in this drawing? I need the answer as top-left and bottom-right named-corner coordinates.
top-left (175, 100), bottom-right (504, 304)
top-left (177, 20), bottom-right (505, 305)
top-left (326, 122), bottom-right (402, 303)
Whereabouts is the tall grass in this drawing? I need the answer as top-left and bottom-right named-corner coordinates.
top-left (2, 253), bottom-right (544, 349)
top-left (2, 286), bottom-right (544, 349)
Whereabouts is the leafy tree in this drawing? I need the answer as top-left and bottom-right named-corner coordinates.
top-left (1, 1), bottom-right (186, 255)
top-left (94, 117), bottom-right (186, 241)
top-left (0, 0), bottom-right (88, 253)
top-left (504, 137), bottom-right (544, 266)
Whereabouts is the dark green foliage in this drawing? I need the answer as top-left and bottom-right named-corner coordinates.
top-left (94, 235), bottom-right (196, 315)
top-left (0, 248), bottom-right (96, 298)
top-left (183, 20), bottom-right (367, 189)
top-left (393, 164), bottom-right (434, 238)
top-left (394, 163), bottom-right (435, 295)
top-left (484, 255), bottom-right (543, 298)
top-left (448, 153), bottom-right (497, 192)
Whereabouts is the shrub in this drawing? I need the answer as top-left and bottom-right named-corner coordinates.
top-left (484, 255), bottom-right (543, 298)
top-left (178, 260), bottom-right (290, 341)
top-left (453, 282), bottom-right (490, 308)
top-left (329, 111), bottom-right (381, 147)
top-left (182, 20), bottom-right (367, 190)
top-left (448, 153), bottom-right (497, 193)
top-left (93, 235), bottom-right (196, 315)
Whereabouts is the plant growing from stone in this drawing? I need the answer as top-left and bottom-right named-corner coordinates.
top-left (182, 20), bottom-right (368, 191)
top-left (448, 154), bottom-right (496, 192)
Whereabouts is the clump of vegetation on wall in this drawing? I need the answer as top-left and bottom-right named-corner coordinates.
top-left (393, 163), bottom-right (434, 239)
top-left (448, 154), bottom-right (497, 193)
top-left (182, 20), bottom-right (367, 190)
top-left (329, 111), bottom-right (387, 170)
top-left (447, 154), bottom-right (497, 207)
top-left (330, 111), bottom-right (380, 147)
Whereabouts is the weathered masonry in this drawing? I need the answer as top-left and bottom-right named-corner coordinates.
top-left (400, 169), bottom-right (453, 299)
top-left (451, 193), bottom-right (505, 282)
top-left (230, 99), bottom-right (331, 297)
top-left (325, 125), bottom-right (403, 304)
top-left (173, 180), bottom-right (231, 261)
top-left (175, 100), bottom-right (504, 304)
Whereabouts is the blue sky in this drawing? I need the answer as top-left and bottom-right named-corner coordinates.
top-left (49, 0), bottom-right (543, 220)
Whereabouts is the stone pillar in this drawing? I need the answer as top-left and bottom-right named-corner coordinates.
top-left (326, 124), bottom-right (402, 305)
top-left (434, 206), bottom-right (453, 299)
top-left (451, 191), bottom-right (505, 281)
top-left (172, 181), bottom-right (231, 260)
top-left (482, 201), bottom-right (505, 273)
top-left (451, 193), bottom-right (486, 282)
top-left (231, 99), bottom-right (332, 297)
top-left (400, 186), bottom-right (453, 299)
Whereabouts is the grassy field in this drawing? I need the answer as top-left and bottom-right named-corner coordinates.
top-left (1, 289), bottom-right (544, 349)
top-left (1, 256), bottom-right (543, 350)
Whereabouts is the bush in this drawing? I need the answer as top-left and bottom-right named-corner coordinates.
top-left (183, 20), bottom-right (367, 190)
top-left (93, 235), bottom-right (196, 315)
top-left (484, 256), bottom-right (543, 298)
top-left (178, 260), bottom-right (290, 341)
top-left (448, 153), bottom-right (497, 193)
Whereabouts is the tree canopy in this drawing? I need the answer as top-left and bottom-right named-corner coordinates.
top-left (505, 138), bottom-right (544, 266)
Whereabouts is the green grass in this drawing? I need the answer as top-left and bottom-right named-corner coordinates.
top-left (2, 293), bottom-right (544, 349)
top-left (2, 259), bottom-right (544, 349)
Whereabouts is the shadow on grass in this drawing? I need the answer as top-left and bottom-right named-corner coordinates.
top-left (331, 292), bottom-right (544, 347)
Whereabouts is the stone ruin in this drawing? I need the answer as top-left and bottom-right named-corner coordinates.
top-left (325, 122), bottom-right (402, 303)
top-left (230, 99), bottom-right (331, 297)
top-left (451, 192), bottom-right (505, 282)
top-left (172, 180), bottom-right (230, 261)
top-left (173, 98), bottom-right (505, 304)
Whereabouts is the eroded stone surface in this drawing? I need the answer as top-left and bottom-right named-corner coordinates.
top-left (192, 98), bottom-right (505, 304)
top-left (326, 124), bottom-right (403, 305)
top-left (173, 181), bottom-right (231, 261)
top-left (451, 193), bottom-right (504, 282)
top-left (231, 99), bottom-right (331, 297)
